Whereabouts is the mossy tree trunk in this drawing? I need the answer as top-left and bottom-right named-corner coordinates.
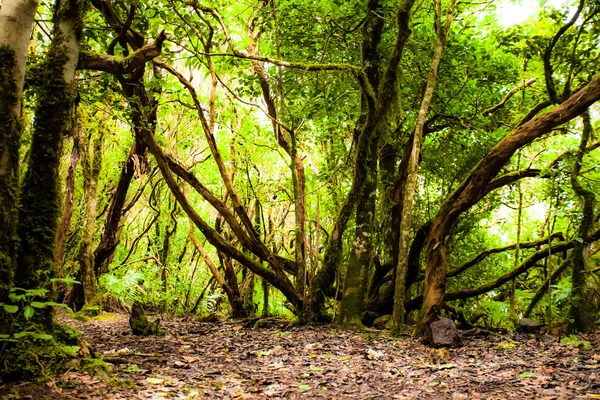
top-left (15, 0), bottom-right (84, 329)
top-left (77, 112), bottom-right (104, 307)
top-left (568, 111), bottom-right (594, 333)
top-left (337, 0), bottom-right (385, 328)
top-left (0, 0), bottom-right (40, 313)
top-left (337, 0), bottom-right (416, 328)
top-left (391, 0), bottom-right (455, 334)
top-left (54, 129), bottom-right (80, 295)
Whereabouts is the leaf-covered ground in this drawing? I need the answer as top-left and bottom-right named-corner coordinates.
top-left (1, 314), bottom-right (599, 399)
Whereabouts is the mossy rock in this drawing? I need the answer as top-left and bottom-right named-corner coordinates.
top-left (129, 301), bottom-right (165, 336)
top-left (79, 305), bottom-right (102, 317)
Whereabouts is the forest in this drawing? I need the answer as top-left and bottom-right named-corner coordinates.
top-left (1, 0), bottom-right (600, 397)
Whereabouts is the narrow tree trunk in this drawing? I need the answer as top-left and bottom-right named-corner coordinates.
top-left (391, 0), bottom-right (455, 333)
top-left (262, 278), bottom-right (270, 317)
top-left (55, 132), bottom-right (80, 279)
top-left (188, 216), bottom-right (246, 318)
top-left (93, 137), bottom-right (146, 275)
top-left (524, 255), bottom-right (571, 318)
top-left (241, 270), bottom-right (256, 317)
top-left (568, 111), bottom-right (594, 333)
top-left (77, 119), bottom-right (104, 307)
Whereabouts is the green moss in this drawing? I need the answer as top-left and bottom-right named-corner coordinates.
top-left (79, 305), bottom-right (102, 317)
top-left (90, 312), bottom-right (122, 322)
top-left (80, 358), bottom-right (111, 377)
top-left (129, 301), bottom-right (166, 336)
top-left (0, 46), bottom-right (21, 311)
top-left (107, 377), bottom-right (137, 390)
top-left (15, 0), bottom-right (85, 322)
top-left (0, 337), bottom-right (74, 382)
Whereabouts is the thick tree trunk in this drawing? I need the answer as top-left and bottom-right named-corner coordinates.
top-left (414, 72), bottom-right (600, 336)
top-left (0, 0), bottom-right (40, 306)
top-left (338, 139), bottom-right (378, 328)
top-left (335, 0), bottom-right (384, 328)
top-left (15, 0), bottom-right (83, 328)
top-left (392, 0), bottom-right (455, 332)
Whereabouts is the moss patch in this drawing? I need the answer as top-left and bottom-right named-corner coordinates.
top-left (129, 301), bottom-right (166, 336)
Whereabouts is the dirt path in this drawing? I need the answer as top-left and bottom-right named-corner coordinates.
top-left (1, 314), bottom-right (599, 399)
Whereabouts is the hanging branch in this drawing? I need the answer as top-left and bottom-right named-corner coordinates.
top-left (406, 227), bottom-right (600, 312)
top-left (543, 0), bottom-right (585, 104)
top-left (482, 78), bottom-right (538, 116)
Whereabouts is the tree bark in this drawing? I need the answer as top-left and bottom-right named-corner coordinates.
top-left (392, 0), bottom-right (455, 333)
top-left (0, 0), bottom-right (40, 305)
top-left (336, 0), bottom-right (385, 328)
top-left (55, 130), bottom-right (80, 294)
top-left (568, 111), bottom-right (594, 333)
top-left (15, 0), bottom-right (84, 328)
top-left (79, 116), bottom-right (104, 307)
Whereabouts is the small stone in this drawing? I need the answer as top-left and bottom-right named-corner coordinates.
top-left (372, 315), bottom-right (392, 330)
top-left (427, 318), bottom-right (461, 347)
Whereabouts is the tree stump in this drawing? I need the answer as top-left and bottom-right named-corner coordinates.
top-left (129, 301), bottom-right (165, 336)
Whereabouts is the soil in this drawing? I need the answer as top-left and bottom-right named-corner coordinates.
top-left (1, 313), bottom-right (599, 399)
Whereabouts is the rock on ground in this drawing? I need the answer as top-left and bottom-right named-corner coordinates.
top-left (427, 317), bottom-right (461, 347)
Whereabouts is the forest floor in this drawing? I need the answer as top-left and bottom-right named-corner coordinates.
top-left (1, 313), bottom-right (600, 399)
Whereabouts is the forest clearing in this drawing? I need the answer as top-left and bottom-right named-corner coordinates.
top-left (1, 0), bottom-right (600, 396)
top-left (1, 311), bottom-right (599, 399)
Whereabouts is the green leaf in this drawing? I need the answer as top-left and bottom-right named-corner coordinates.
top-left (31, 302), bottom-right (47, 308)
top-left (125, 364), bottom-right (141, 373)
top-left (309, 366), bottom-right (323, 371)
top-left (3, 305), bottom-right (18, 313)
top-left (429, 381), bottom-right (440, 387)
top-left (520, 372), bottom-right (534, 378)
top-left (31, 333), bottom-right (52, 340)
top-left (146, 377), bottom-right (164, 384)
top-left (299, 384), bottom-right (310, 390)
top-left (24, 306), bottom-right (34, 320)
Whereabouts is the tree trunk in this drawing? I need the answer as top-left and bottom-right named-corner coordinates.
top-left (414, 72), bottom-right (600, 336)
top-left (188, 215), bottom-right (246, 318)
top-left (0, 0), bottom-right (40, 307)
top-left (55, 132), bottom-right (80, 282)
top-left (15, 0), bottom-right (83, 328)
top-left (568, 111), bottom-right (594, 333)
top-left (524, 255), bottom-right (571, 318)
top-left (78, 117), bottom-right (104, 307)
top-left (93, 132), bottom-right (147, 276)
top-left (391, 0), bottom-right (455, 333)
top-left (338, 138), bottom-right (378, 328)
top-left (262, 278), bottom-right (270, 317)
